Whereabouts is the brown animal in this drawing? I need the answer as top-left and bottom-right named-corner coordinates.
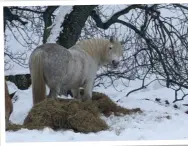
top-left (5, 80), bottom-right (13, 128)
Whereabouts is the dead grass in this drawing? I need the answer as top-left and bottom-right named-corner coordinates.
top-left (7, 91), bottom-right (142, 133)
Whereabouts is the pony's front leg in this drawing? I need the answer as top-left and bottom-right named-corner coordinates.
top-left (83, 81), bottom-right (93, 101)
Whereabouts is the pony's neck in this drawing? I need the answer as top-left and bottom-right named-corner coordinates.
top-left (78, 39), bottom-right (109, 67)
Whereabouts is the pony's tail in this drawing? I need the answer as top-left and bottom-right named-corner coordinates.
top-left (30, 50), bottom-right (46, 105)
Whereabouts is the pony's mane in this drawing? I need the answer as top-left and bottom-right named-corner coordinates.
top-left (77, 39), bottom-right (110, 65)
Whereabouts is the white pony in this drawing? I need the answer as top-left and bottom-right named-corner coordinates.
top-left (29, 37), bottom-right (123, 105)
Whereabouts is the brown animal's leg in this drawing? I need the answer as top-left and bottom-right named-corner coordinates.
top-left (5, 81), bottom-right (13, 129)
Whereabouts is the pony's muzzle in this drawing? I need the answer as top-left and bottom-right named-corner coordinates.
top-left (112, 60), bottom-right (119, 68)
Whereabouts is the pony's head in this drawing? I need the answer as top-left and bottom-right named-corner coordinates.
top-left (104, 36), bottom-right (123, 68)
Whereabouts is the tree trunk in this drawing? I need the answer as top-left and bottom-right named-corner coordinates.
top-left (57, 5), bottom-right (97, 48)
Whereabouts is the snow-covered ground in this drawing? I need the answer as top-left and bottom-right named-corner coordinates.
top-left (6, 77), bottom-right (188, 142)
top-left (4, 4), bottom-right (188, 143)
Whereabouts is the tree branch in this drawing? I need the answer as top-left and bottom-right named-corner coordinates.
top-left (173, 4), bottom-right (188, 11)
top-left (10, 6), bottom-right (45, 14)
top-left (90, 4), bottom-right (158, 30)
top-left (4, 7), bottom-right (28, 26)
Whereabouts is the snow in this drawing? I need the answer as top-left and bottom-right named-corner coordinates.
top-left (5, 64), bottom-right (30, 76)
top-left (6, 77), bottom-right (188, 142)
top-left (47, 6), bottom-right (73, 43)
top-left (7, 81), bottom-right (18, 94)
top-left (4, 4), bottom-right (188, 143)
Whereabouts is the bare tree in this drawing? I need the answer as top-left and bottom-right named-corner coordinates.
top-left (4, 6), bottom-right (46, 69)
top-left (89, 4), bottom-right (188, 102)
top-left (4, 4), bottom-right (188, 102)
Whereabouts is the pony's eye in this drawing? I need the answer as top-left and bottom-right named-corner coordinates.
top-left (109, 47), bottom-right (112, 50)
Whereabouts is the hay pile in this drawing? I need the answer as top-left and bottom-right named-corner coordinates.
top-left (7, 91), bottom-right (142, 133)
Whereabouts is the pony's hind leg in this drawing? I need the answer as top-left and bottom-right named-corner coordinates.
top-left (48, 89), bottom-right (56, 98)
top-left (48, 85), bottom-right (61, 99)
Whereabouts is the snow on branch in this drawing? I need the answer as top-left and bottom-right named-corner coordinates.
top-left (46, 6), bottom-right (73, 43)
